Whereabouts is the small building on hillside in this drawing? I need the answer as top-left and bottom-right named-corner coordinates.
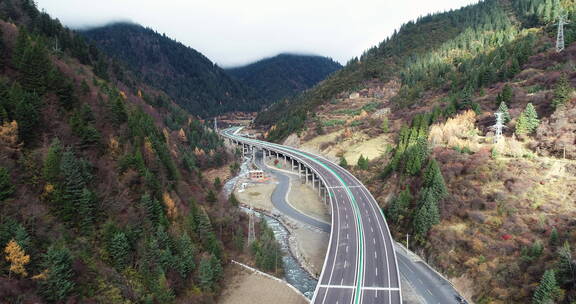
top-left (249, 170), bottom-right (264, 180)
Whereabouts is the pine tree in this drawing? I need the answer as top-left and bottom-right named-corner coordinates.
top-left (423, 159), bottom-right (448, 201)
top-left (557, 241), bottom-right (575, 287)
top-left (141, 192), bottom-right (164, 225)
top-left (552, 74), bottom-right (573, 109)
top-left (43, 138), bottom-right (62, 183)
top-left (78, 188), bottom-right (95, 233)
top-left (109, 231), bottom-right (130, 270)
top-left (210, 254), bottom-right (223, 284)
top-left (549, 227), bottom-right (559, 246)
top-left (198, 255), bottom-right (213, 291)
top-left (213, 177), bottom-right (222, 190)
top-left (498, 102), bottom-right (511, 123)
top-left (501, 84), bottom-right (513, 104)
top-left (175, 233), bottom-right (195, 278)
top-left (228, 193), bottom-right (239, 207)
top-left (516, 103), bottom-right (539, 136)
top-left (0, 167), bottom-right (14, 202)
top-left (4, 239), bottom-right (30, 278)
top-left (339, 156), bottom-right (348, 168)
top-left (60, 149), bottom-right (86, 223)
top-left (13, 90), bottom-right (40, 145)
top-left (206, 190), bottom-right (217, 203)
top-left (387, 188), bottom-right (412, 223)
top-left (404, 137), bottom-right (428, 176)
top-left (532, 269), bottom-right (559, 304)
top-left (39, 246), bottom-right (75, 302)
top-left (413, 188), bottom-right (440, 238)
top-left (357, 154), bottom-right (369, 170)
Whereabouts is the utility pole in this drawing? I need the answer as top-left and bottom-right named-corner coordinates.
top-left (248, 207), bottom-right (256, 246)
top-left (406, 233), bottom-right (409, 252)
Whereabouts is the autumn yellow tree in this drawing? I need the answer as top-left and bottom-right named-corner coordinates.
top-left (4, 239), bottom-right (30, 278)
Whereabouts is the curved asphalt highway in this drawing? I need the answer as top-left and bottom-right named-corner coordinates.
top-left (256, 152), bottom-right (463, 304)
top-left (223, 127), bottom-right (402, 304)
top-left (255, 151), bottom-right (331, 232)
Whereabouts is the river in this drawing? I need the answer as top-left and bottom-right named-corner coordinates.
top-left (223, 155), bottom-right (319, 299)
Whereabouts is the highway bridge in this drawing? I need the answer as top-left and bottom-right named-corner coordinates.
top-left (222, 127), bottom-right (402, 304)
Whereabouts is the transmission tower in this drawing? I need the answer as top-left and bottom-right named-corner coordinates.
top-left (214, 117), bottom-right (218, 133)
top-left (247, 207), bottom-right (256, 245)
top-left (489, 112), bottom-right (506, 143)
top-left (556, 2), bottom-right (570, 53)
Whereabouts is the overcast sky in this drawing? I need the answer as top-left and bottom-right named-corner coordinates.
top-left (36, 0), bottom-right (479, 67)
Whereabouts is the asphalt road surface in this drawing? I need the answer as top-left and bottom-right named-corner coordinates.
top-left (254, 151), bottom-right (331, 232)
top-left (223, 127), bottom-right (401, 304)
top-left (256, 151), bottom-right (463, 304)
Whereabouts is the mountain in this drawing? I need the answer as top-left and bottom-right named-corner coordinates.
top-left (256, 0), bottom-right (576, 141)
top-left (251, 0), bottom-right (576, 303)
top-left (0, 1), bottom-right (275, 302)
top-left (81, 22), bottom-right (260, 117)
top-left (227, 54), bottom-right (342, 103)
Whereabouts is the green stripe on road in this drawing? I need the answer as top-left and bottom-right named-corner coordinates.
top-left (226, 128), bottom-right (365, 304)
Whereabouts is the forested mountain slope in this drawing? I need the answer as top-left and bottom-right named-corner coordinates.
top-left (0, 1), bottom-right (260, 302)
top-left (250, 0), bottom-right (576, 303)
top-left (82, 22), bottom-right (261, 117)
top-left (227, 54), bottom-right (342, 104)
top-left (257, 0), bottom-right (575, 142)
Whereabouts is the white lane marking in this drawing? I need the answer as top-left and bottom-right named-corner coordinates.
top-left (374, 252), bottom-right (377, 259)
top-left (344, 260), bottom-right (347, 268)
top-left (317, 285), bottom-right (400, 291)
top-left (346, 246), bottom-right (349, 253)
top-left (373, 238), bottom-right (376, 245)
top-left (426, 289), bottom-right (433, 296)
top-left (376, 267), bottom-right (378, 276)
top-left (371, 227), bottom-right (374, 233)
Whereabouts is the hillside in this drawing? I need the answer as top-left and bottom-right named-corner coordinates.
top-left (82, 22), bottom-right (261, 117)
top-left (257, 0), bottom-right (576, 142)
top-left (250, 0), bottom-right (576, 303)
top-left (0, 1), bottom-right (285, 303)
top-left (227, 54), bottom-right (341, 104)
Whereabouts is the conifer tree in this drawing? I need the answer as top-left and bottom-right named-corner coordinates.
top-left (339, 156), bottom-right (348, 168)
top-left (404, 137), bottom-right (428, 176)
top-left (206, 189), bottom-right (217, 203)
top-left (78, 188), bottom-right (95, 233)
top-left (228, 193), bottom-right (239, 207)
top-left (557, 241), bottom-right (575, 287)
top-left (213, 177), bottom-right (222, 190)
top-left (43, 138), bottom-right (62, 183)
top-left (413, 188), bottom-right (440, 238)
top-left (210, 254), bottom-right (223, 284)
top-left (141, 192), bottom-right (163, 225)
top-left (175, 233), bottom-right (195, 278)
top-left (0, 167), bottom-right (14, 202)
top-left (498, 101), bottom-right (511, 123)
top-left (516, 103), bottom-right (539, 136)
top-left (40, 246), bottom-right (75, 302)
top-left (549, 227), bottom-right (559, 246)
top-left (198, 255), bottom-right (213, 291)
top-left (387, 188), bottom-right (412, 223)
top-left (109, 231), bottom-right (130, 270)
top-left (60, 149), bottom-right (86, 222)
top-left (423, 159), bottom-right (448, 201)
top-left (532, 269), bottom-right (559, 304)
top-left (552, 74), bottom-right (573, 109)
top-left (4, 239), bottom-right (30, 278)
top-left (357, 154), bottom-right (369, 170)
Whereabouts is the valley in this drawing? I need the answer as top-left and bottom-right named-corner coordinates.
top-left (1, 0), bottom-right (576, 303)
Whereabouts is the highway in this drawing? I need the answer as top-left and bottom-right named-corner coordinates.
top-left (254, 151), bottom-right (331, 232)
top-left (223, 127), bottom-right (402, 304)
top-left (256, 151), bottom-right (463, 304)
